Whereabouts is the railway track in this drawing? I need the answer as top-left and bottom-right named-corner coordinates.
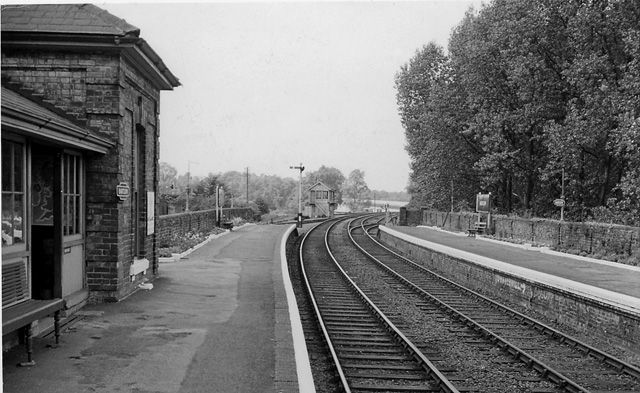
top-left (344, 215), bottom-right (640, 392)
top-left (300, 217), bottom-right (460, 392)
top-left (299, 214), bottom-right (640, 392)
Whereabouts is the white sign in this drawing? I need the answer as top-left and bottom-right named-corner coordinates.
top-left (116, 182), bottom-right (130, 201)
top-left (218, 187), bottom-right (225, 207)
top-left (553, 198), bottom-right (565, 207)
top-left (147, 191), bottom-right (155, 235)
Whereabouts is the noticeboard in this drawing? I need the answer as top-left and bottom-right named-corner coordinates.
top-left (476, 193), bottom-right (492, 213)
top-left (218, 187), bottom-right (225, 207)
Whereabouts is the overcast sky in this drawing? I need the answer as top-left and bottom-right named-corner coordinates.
top-left (96, 1), bottom-right (482, 191)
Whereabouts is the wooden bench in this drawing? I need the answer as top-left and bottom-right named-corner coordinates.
top-left (222, 221), bottom-right (234, 231)
top-left (3, 260), bottom-right (66, 366)
top-left (3, 298), bottom-right (65, 366)
top-left (467, 221), bottom-right (487, 237)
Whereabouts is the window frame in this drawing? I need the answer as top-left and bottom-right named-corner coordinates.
top-left (62, 150), bottom-right (83, 242)
top-left (2, 136), bottom-right (28, 258)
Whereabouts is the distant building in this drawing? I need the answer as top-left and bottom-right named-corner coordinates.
top-left (305, 181), bottom-right (337, 218)
top-left (1, 3), bottom-right (180, 339)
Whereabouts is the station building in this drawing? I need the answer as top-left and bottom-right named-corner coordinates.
top-left (1, 3), bottom-right (180, 337)
top-left (305, 181), bottom-right (337, 218)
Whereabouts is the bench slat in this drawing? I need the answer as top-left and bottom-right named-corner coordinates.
top-left (2, 299), bottom-right (65, 335)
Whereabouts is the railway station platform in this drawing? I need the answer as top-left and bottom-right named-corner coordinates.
top-left (2, 224), bottom-right (314, 393)
top-left (378, 224), bottom-right (640, 351)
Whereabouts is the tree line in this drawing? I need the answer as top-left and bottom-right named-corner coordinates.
top-left (395, 0), bottom-right (639, 225)
top-left (159, 163), bottom-right (408, 216)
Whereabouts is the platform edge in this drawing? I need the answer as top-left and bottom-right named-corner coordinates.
top-left (280, 224), bottom-right (316, 393)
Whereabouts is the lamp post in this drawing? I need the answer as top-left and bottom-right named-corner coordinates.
top-left (290, 163), bottom-right (304, 227)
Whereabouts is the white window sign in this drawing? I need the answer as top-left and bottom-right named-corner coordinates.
top-left (147, 191), bottom-right (155, 235)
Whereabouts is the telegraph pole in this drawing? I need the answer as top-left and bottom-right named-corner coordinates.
top-left (186, 170), bottom-right (190, 212)
top-left (186, 160), bottom-right (198, 212)
top-left (290, 163), bottom-right (305, 227)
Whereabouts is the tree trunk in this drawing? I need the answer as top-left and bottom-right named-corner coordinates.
top-left (599, 154), bottom-right (612, 206)
top-left (524, 140), bottom-right (535, 212)
top-left (579, 150), bottom-right (586, 220)
top-left (506, 174), bottom-right (513, 213)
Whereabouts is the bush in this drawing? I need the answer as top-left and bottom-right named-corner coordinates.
top-left (158, 228), bottom-right (224, 257)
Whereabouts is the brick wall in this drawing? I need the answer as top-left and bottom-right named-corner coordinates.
top-left (402, 209), bottom-right (639, 265)
top-left (156, 208), bottom-right (254, 246)
top-left (2, 47), bottom-right (164, 302)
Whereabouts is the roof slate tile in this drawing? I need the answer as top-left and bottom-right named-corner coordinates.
top-left (1, 4), bottom-right (140, 36)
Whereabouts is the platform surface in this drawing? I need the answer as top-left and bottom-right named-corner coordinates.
top-left (2, 224), bottom-right (312, 393)
top-left (382, 225), bottom-right (640, 314)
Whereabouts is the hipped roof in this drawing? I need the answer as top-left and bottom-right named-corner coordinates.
top-left (1, 4), bottom-right (180, 90)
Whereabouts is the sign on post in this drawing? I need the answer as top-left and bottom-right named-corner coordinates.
top-left (553, 198), bottom-right (565, 207)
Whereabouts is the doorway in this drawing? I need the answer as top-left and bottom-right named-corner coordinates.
top-left (30, 144), bottom-right (85, 301)
top-left (31, 145), bottom-right (55, 299)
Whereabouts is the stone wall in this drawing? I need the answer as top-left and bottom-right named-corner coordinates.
top-left (157, 208), bottom-right (254, 246)
top-left (400, 208), bottom-right (640, 265)
top-left (378, 229), bottom-right (640, 352)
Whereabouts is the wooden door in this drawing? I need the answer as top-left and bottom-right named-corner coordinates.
top-left (60, 152), bottom-right (85, 297)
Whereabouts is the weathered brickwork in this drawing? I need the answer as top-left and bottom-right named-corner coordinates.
top-left (378, 230), bottom-right (640, 353)
top-left (156, 208), bottom-right (254, 246)
top-left (1, 51), bottom-right (120, 124)
top-left (402, 208), bottom-right (640, 265)
top-left (2, 46), bottom-right (165, 302)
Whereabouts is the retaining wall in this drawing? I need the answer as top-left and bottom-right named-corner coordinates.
top-left (378, 228), bottom-right (640, 353)
top-left (400, 208), bottom-right (639, 265)
top-left (157, 208), bottom-right (253, 245)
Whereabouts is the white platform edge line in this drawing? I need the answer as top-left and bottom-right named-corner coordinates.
top-left (381, 226), bottom-right (640, 315)
top-left (280, 224), bottom-right (316, 393)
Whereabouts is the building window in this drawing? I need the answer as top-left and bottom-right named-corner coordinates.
top-left (62, 153), bottom-right (82, 237)
top-left (2, 140), bottom-right (25, 248)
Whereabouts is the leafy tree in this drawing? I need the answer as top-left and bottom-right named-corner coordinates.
top-left (448, 0), bottom-right (573, 215)
top-left (255, 197), bottom-right (270, 215)
top-left (543, 0), bottom-right (640, 220)
top-left (343, 169), bottom-right (370, 211)
top-left (159, 162), bottom-right (178, 195)
top-left (396, 0), bottom-right (640, 224)
top-left (395, 42), bottom-right (479, 210)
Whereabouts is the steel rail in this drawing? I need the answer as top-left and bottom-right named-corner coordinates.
top-left (331, 216), bottom-right (461, 393)
top-left (348, 221), bottom-right (591, 393)
top-left (360, 222), bottom-right (640, 381)
top-left (299, 218), bottom-right (352, 393)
